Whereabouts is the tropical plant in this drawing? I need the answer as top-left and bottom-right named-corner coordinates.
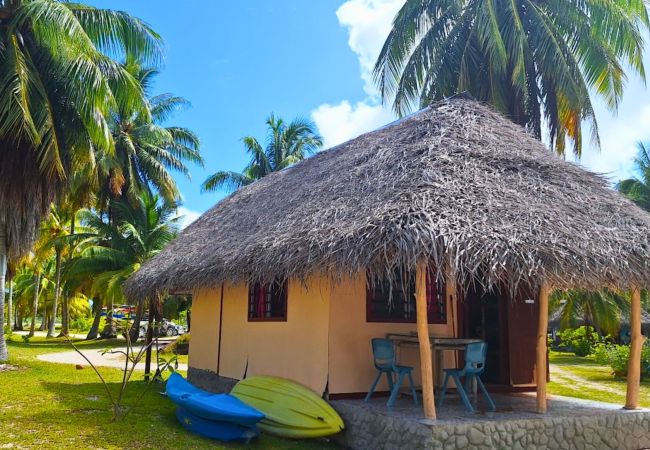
top-left (0, 0), bottom-right (162, 361)
top-left (202, 115), bottom-right (322, 193)
top-left (375, 0), bottom-right (649, 156)
top-left (550, 289), bottom-right (629, 337)
top-left (99, 60), bottom-right (203, 210)
top-left (66, 192), bottom-right (179, 340)
top-left (556, 325), bottom-right (607, 357)
top-left (618, 142), bottom-right (650, 211)
top-left (593, 342), bottom-right (650, 378)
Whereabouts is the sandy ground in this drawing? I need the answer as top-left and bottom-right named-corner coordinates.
top-left (23, 332), bottom-right (188, 371)
top-left (37, 347), bottom-right (188, 371)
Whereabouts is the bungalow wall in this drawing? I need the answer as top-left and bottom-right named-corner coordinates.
top-left (327, 273), bottom-right (457, 395)
top-left (189, 275), bottom-right (331, 394)
top-left (189, 268), bottom-right (459, 396)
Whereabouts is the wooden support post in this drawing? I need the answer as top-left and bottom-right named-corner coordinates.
top-left (625, 287), bottom-right (644, 409)
top-left (444, 258), bottom-right (457, 337)
top-left (416, 262), bottom-right (436, 420)
top-left (536, 281), bottom-right (549, 414)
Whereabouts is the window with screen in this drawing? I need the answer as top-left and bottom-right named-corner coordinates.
top-left (248, 280), bottom-right (288, 321)
top-left (366, 267), bottom-right (446, 324)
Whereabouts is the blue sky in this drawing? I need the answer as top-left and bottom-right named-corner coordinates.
top-left (94, 1), bottom-right (650, 226)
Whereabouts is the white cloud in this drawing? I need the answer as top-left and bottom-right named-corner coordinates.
top-left (312, 0), bottom-right (403, 148)
top-left (176, 206), bottom-right (202, 230)
top-left (312, 100), bottom-right (394, 148)
top-left (570, 69), bottom-right (650, 183)
top-left (336, 0), bottom-right (404, 97)
top-left (320, 0), bottom-right (648, 183)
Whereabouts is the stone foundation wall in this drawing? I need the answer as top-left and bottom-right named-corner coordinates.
top-left (187, 367), bottom-right (238, 393)
top-left (332, 401), bottom-right (650, 450)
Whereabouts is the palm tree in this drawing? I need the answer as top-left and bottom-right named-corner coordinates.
top-left (99, 61), bottom-right (203, 210)
top-left (618, 142), bottom-right (650, 211)
top-left (202, 115), bottom-right (322, 193)
top-left (67, 192), bottom-right (178, 340)
top-left (39, 206), bottom-right (70, 337)
top-left (375, 0), bottom-right (649, 156)
top-left (550, 289), bottom-right (629, 337)
top-left (0, 0), bottom-right (162, 360)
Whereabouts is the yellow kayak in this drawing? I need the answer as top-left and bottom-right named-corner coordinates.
top-left (230, 376), bottom-right (344, 438)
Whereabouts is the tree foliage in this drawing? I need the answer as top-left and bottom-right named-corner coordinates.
top-left (375, 0), bottom-right (649, 156)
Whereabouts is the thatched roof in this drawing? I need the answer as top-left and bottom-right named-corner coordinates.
top-left (125, 98), bottom-right (650, 300)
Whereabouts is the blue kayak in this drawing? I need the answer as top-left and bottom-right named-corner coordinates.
top-left (175, 406), bottom-right (260, 442)
top-left (166, 372), bottom-right (264, 427)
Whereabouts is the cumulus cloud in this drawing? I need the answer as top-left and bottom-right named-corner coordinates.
top-left (336, 0), bottom-right (404, 96)
top-left (312, 100), bottom-right (395, 148)
top-left (176, 206), bottom-right (202, 229)
top-left (571, 96), bottom-right (650, 182)
top-left (312, 0), bottom-right (403, 148)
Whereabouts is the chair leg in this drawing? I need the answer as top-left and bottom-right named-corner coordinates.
top-left (476, 376), bottom-right (496, 411)
top-left (365, 371), bottom-right (383, 402)
top-left (385, 371), bottom-right (394, 392)
top-left (387, 372), bottom-right (405, 408)
top-left (452, 374), bottom-right (474, 413)
top-left (465, 375), bottom-right (476, 405)
top-left (437, 373), bottom-right (450, 408)
top-left (407, 371), bottom-right (418, 407)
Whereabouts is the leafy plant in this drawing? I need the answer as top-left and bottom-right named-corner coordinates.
top-left (556, 326), bottom-right (605, 356)
top-left (67, 317), bottom-right (176, 420)
top-left (592, 342), bottom-right (650, 378)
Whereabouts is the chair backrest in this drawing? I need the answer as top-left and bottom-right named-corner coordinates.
top-left (463, 342), bottom-right (487, 375)
top-left (371, 338), bottom-right (396, 371)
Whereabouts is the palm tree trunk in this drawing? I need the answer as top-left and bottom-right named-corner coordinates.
top-left (7, 280), bottom-right (12, 332)
top-left (128, 299), bottom-right (144, 342)
top-left (47, 250), bottom-right (62, 337)
top-left (39, 303), bottom-right (47, 331)
top-left (60, 212), bottom-right (75, 337)
top-left (0, 231), bottom-right (8, 362)
top-left (86, 298), bottom-right (102, 340)
top-left (28, 272), bottom-right (40, 338)
top-left (14, 309), bottom-right (22, 331)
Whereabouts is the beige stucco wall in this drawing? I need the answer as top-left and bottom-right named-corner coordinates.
top-left (187, 287), bottom-right (221, 371)
top-left (327, 272), bottom-right (457, 394)
top-left (190, 276), bottom-right (331, 394)
top-left (188, 270), bottom-right (458, 396)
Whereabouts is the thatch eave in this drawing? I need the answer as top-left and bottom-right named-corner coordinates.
top-left (124, 99), bottom-right (650, 300)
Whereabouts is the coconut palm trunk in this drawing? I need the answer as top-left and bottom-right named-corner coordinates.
top-left (47, 250), bottom-right (62, 337)
top-left (0, 232), bottom-right (7, 361)
top-left (86, 298), bottom-right (103, 340)
top-left (59, 214), bottom-right (75, 337)
top-left (7, 280), bottom-right (12, 331)
top-left (28, 272), bottom-right (40, 338)
top-left (128, 299), bottom-right (144, 343)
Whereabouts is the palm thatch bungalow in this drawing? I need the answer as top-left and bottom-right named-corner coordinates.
top-left (126, 98), bottom-right (650, 447)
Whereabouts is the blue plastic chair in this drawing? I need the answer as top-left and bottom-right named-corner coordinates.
top-left (364, 338), bottom-right (418, 407)
top-left (437, 342), bottom-right (496, 412)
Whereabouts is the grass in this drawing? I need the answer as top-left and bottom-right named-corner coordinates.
top-left (0, 335), bottom-right (339, 450)
top-left (548, 350), bottom-right (650, 406)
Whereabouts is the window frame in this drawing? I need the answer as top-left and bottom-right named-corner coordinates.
top-left (365, 268), bottom-right (447, 324)
top-left (247, 280), bottom-right (288, 322)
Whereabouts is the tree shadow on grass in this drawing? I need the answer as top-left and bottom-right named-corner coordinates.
top-left (39, 381), bottom-right (339, 450)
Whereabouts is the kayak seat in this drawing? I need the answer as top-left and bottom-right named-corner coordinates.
top-left (365, 338), bottom-right (418, 408)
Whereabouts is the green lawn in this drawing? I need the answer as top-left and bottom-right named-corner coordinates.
top-left (548, 350), bottom-right (650, 407)
top-left (0, 335), bottom-right (339, 450)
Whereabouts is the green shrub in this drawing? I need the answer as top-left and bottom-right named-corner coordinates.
top-left (556, 326), bottom-right (604, 357)
top-left (69, 317), bottom-right (94, 332)
top-left (592, 342), bottom-right (650, 378)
